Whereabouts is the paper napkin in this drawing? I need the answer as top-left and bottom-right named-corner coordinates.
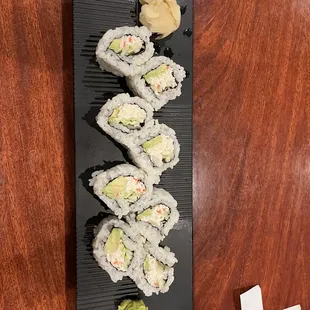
top-left (283, 306), bottom-right (301, 310)
top-left (240, 285), bottom-right (264, 310)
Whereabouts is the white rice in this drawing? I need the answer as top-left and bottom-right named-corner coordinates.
top-left (129, 122), bottom-right (180, 184)
top-left (126, 56), bottom-right (186, 110)
top-left (126, 188), bottom-right (179, 245)
top-left (93, 216), bottom-right (145, 282)
top-left (96, 93), bottom-right (155, 149)
top-left (130, 241), bottom-right (178, 296)
top-left (89, 164), bottom-right (153, 218)
top-left (96, 26), bottom-right (154, 77)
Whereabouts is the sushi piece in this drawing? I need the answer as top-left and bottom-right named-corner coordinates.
top-left (129, 123), bottom-right (180, 184)
top-left (96, 93), bottom-right (155, 149)
top-left (126, 188), bottom-right (179, 245)
top-left (126, 56), bottom-right (186, 110)
top-left (131, 242), bottom-right (177, 296)
top-left (90, 164), bottom-right (153, 218)
top-left (93, 216), bottom-right (144, 282)
top-left (96, 26), bottom-right (154, 77)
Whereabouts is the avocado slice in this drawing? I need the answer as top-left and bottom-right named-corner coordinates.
top-left (109, 107), bottom-right (142, 127)
top-left (123, 43), bottom-right (141, 55)
top-left (137, 206), bottom-right (170, 227)
top-left (104, 228), bottom-right (133, 269)
top-left (144, 254), bottom-right (167, 288)
top-left (137, 208), bottom-right (153, 221)
top-left (104, 228), bottom-right (123, 255)
top-left (142, 135), bottom-right (162, 152)
top-left (143, 64), bottom-right (168, 84)
top-left (143, 254), bottom-right (151, 272)
top-left (121, 118), bottom-right (140, 127)
top-left (102, 176), bottom-right (127, 199)
top-left (103, 176), bottom-right (144, 203)
top-left (109, 38), bottom-right (122, 53)
top-left (108, 108), bottom-right (120, 124)
top-left (155, 260), bottom-right (166, 288)
top-left (126, 191), bottom-right (140, 203)
top-left (142, 135), bottom-right (174, 163)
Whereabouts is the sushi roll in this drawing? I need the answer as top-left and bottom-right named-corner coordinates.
top-left (129, 123), bottom-right (180, 184)
top-left (126, 188), bottom-right (179, 245)
top-left (131, 242), bottom-right (177, 296)
top-left (93, 216), bottom-right (144, 282)
top-left (126, 56), bottom-right (186, 110)
top-left (96, 26), bottom-right (154, 77)
top-left (90, 164), bottom-right (153, 218)
top-left (96, 93), bottom-right (155, 149)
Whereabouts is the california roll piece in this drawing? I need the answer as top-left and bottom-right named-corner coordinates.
top-left (129, 123), bottom-right (180, 184)
top-left (131, 242), bottom-right (177, 296)
top-left (93, 216), bottom-right (144, 282)
top-left (126, 56), bottom-right (186, 110)
top-left (90, 164), bottom-right (153, 218)
top-left (96, 26), bottom-right (154, 77)
top-left (127, 188), bottom-right (179, 245)
top-left (96, 93), bottom-right (155, 149)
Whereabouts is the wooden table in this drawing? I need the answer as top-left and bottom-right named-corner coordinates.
top-left (1, 0), bottom-right (309, 309)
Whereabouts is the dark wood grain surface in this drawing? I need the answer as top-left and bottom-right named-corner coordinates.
top-left (0, 1), bottom-right (75, 309)
top-left (1, 0), bottom-right (310, 309)
top-left (194, 0), bottom-right (310, 309)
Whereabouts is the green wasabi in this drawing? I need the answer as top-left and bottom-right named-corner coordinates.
top-left (117, 300), bottom-right (148, 310)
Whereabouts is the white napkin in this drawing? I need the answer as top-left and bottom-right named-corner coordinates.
top-left (240, 285), bottom-right (264, 310)
top-left (239, 285), bottom-right (301, 310)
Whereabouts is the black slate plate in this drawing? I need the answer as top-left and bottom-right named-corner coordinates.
top-left (73, 0), bottom-right (193, 309)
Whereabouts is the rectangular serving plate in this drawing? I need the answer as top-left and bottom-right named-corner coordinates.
top-left (73, 0), bottom-right (193, 309)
